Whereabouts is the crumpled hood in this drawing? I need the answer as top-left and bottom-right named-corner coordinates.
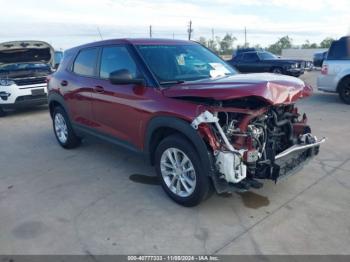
top-left (0, 41), bottom-right (54, 65)
top-left (163, 73), bottom-right (313, 105)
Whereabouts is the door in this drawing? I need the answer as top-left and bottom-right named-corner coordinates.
top-left (65, 47), bottom-right (99, 127)
top-left (91, 45), bottom-right (146, 145)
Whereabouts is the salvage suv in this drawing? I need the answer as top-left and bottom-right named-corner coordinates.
top-left (0, 41), bottom-right (54, 116)
top-left (317, 36), bottom-right (350, 104)
top-left (48, 39), bottom-right (325, 206)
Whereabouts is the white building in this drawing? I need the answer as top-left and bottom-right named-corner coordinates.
top-left (281, 48), bottom-right (328, 61)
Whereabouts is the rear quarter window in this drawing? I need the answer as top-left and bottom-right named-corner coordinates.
top-left (327, 39), bottom-right (350, 60)
top-left (73, 48), bottom-right (98, 76)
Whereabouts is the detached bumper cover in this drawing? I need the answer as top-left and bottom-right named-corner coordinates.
top-left (272, 137), bottom-right (326, 181)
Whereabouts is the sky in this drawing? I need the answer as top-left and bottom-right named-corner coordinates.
top-left (0, 0), bottom-right (349, 50)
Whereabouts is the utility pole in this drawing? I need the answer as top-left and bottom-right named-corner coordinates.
top-left (97, 26), bottom-right (103, 40)
top-left (244, 27), bottom-right (247, 47)
top-left (188, 20), bottom-right (193, 40)
top-left (172, 32), bottom-right (175, 39)
top-left (149, 25), bottom-right (152, 38)
top-left (212, 28), bottom-right (214, 42)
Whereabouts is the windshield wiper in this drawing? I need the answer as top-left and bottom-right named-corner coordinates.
top-left (159, 80), bottom-right (185, 86)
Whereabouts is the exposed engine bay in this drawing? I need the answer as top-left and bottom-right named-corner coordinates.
top-left (192, 103), bottom-right (325, 192)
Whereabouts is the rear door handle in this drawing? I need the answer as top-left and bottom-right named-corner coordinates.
top-left (94, 85), bottom-right (105, 93)
top-left (61, 80), bottom-right (68, 86)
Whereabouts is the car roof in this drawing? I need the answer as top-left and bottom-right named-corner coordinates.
top-left (67, 38), bottom-right (197, 52)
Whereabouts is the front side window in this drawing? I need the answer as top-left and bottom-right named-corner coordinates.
top-left (73, 48), bottom-right (98, 76)
top-left (99, 46), bottom-right (138, 79)
top-left (258, 52), bottom-right (278, 60)
top-left (136, 44), bottom-right (236, 84)
top-left (242, 53), bottom-right (259, 62)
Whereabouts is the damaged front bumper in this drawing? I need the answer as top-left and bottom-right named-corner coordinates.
top-left (191, 110), bottom-right (325, 193)
top-left (272, 135), bottom-right (325, 181)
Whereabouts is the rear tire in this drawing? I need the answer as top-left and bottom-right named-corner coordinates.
top-left (338, 78), bottom-right (350, 105)
top-left (155, 134), bottom-right (211, 207)
top-left (53, 106), bottom-right (81, 149)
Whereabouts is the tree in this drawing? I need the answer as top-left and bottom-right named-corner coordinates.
top-left (207, 38), bottom-right (218, 53)
top-left (302, 40), bottom-right (318, 49)
top-left (320, 37), bottom-right (334, 48)
top-left (219, 33), bottom-right (237, 55)
top-left (267, 35), bottom-right (292, 55)
top-left (198, 37), bottom-right (207, 47)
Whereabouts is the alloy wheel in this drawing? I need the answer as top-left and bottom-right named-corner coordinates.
top-left (54, 113), bottom-right (68, 144)
top-left (160, 148), bottom-right (196, 197)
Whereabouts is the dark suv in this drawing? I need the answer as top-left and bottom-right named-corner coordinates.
top-left (48, 39), bottom-right (324, 206)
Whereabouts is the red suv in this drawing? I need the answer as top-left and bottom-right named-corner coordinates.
top-left (48, 39), bottom-right (325, 206)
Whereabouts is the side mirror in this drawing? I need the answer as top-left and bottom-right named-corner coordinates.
top-left (53, 63), bottom-right (60, 70)
top-left (109, 69), bottom-right (145, 85)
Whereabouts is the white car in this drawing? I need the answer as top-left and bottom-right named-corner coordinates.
top-left (0, 41), bottom-right (54, 116)
top-left (317, 36), bottom-right (350, 104)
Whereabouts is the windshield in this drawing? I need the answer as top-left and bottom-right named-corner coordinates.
top-left (0, 63), bottom-right (50, 72)
top-left (136, 44), bottom-right (237, 84)
top-left (258, 52), bottom-right (278, 60)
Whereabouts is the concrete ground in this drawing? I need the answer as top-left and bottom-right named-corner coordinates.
top-left (0, 71), bottom-right (349, 255)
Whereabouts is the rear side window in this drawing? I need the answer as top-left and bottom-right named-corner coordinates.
top-left (327, 39), bottom-right (350, 60)
top-left (73, 48), bottom-right (98, 76)
top-left (99, 46), bottom-right (138, 79)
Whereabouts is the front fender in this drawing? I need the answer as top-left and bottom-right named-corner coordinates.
top-left (144, 116), bottom-right (214, 177)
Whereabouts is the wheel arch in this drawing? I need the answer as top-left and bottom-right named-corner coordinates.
top-left (336, 74), bottom-right (350, 92)
top-left (144, 116), bottom-right (214, 177)
top-left (48, 92), bottom-right (68, 119)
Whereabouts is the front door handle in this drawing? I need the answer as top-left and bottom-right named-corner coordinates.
top-left (94, 85), bottom-right (105, 93)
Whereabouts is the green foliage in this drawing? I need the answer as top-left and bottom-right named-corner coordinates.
top-left (267, 35), bottom-right (293, 55)
top-left (320, 37), bottom-right (334, 48)
top-left (301, 40), bottom-right (319, 49)
top-left (219, 33), bottom-right (237, 55)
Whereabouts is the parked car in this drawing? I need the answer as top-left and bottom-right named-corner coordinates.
top-left (48, 39), bottom-right (324, 206)
top-left (228, 51), bottom-right (306, 77)
top-left (318, 36), bottom-right (350, 104)
top-left (313, 51), bottom-right (327, 68)
top-left (0, 41), bottom-right (54, 116)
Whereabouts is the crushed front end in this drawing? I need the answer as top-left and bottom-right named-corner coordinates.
top-left (192, 104), bottom-right (325, 193)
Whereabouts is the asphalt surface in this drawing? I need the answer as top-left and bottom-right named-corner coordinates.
top-left (0, 71), bottom-right (349, 255)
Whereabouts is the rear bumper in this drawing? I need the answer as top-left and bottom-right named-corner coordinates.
top-left (272, 136), bottom-right (326, 181)
top-left (317, 74), bottom-right (337, 92)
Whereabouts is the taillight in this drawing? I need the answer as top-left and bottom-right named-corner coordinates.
top-left (321, 64), bottom-right (328, 75)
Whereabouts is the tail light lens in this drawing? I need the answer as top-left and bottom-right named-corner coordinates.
top-left (321, 64), bottom-right (328, 75)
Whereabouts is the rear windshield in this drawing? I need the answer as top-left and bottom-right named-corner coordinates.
top-left (327, 38), bottom-right (350, 60)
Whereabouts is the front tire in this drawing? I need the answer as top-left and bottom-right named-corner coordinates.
top-left (339, 78), bottom-right (350, 105)
top-left (272, 67), bottom-right (283, 74)
top-left (155, 135), bottom-right (211, 207)
top-left (53, 106), bottom-right (81, 149)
